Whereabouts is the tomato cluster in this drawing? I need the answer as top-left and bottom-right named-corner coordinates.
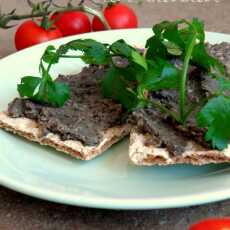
top-left (15, 3), bottom-right (138, 51)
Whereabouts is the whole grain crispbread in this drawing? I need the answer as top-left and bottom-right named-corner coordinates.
top-left (0, 112), bottom-right (130, 160)
top-left (129, 128), bottom-right (230, 166)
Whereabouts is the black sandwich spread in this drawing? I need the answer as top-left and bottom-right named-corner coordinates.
top-left (8, 65), bottom-right (124, 146)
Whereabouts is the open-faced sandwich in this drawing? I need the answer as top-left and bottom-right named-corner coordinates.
top-left (129, 42), bottom-right (230, 166)
top-left (1, 18), bottom-right (230, 165)
top-left (0, 64), bottom-right (130, 160)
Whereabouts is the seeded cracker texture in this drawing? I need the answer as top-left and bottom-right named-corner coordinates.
top-left (129, 129), bottom-right (230, 166)
top-left (0, 112), bottom-right (130, 160)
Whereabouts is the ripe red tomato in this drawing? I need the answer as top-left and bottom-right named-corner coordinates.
top-left (92, 3), bottom-right (138, 31)
top-left (189, 218), bottom-right (230, 230)
top-left (15, 20), bottom-right (62, 51)
top-left (51, 11), bottom-right (91, 36)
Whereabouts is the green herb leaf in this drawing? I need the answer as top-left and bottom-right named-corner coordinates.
top-left (197, 95), bottom-right (230, 150)
top-left (191, 18), bottom-right (205, 43)
top-left (43, 80), bottom-right (70, 107)
top-left (191, 43), bottom-right (226, 77)
top-left (145, 18), bottom-right (228, 124)
top-left (101, 67), bottom-right (138, 110)
top-left (18, 64), bottom-right (70, 107)
top-left (42, 45), bottom-right (59, 65)
top-left (131, 50), bottom-right (148, 70)
top-left (59, 39), bottom-right (110, 65)
top-left (138, 59), bottom-right (179, 93)
top-left (111, 39), bottom-right (147, 70)
top-left (146, 20), bottom-right (185, 59)
top-left (218, 77), bottom-right (230, 93)
top-left (161, 40), bottom-right (183, 56)
top-left (145, 36), bottom-right (167, 59)
top-left (110, 39), bottom-right (132, 57)
top-left (153, 20), bottom-right (185, 47)
top-left (18, 76), bottom-right (41, 98)
top-left (145, 18), bottom-right (225, 81)
top-left (117, 64), bottom-right (145, 82)
top-left (16, 39), bottom-right (113, 107)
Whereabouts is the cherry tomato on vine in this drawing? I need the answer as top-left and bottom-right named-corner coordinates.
top-left (189, 218), bottom-right (230, 230)
top-left (51, 11), bottom-right (91, 36)
top-left (15, 20), bottom-right (62, 51)
top-left (92, 3), bottom-right (138, 31)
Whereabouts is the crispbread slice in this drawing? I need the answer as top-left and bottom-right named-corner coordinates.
top-left (0, 112), bottom-right (130, 160)
top-left (129, 129), bottom-right (230, 166)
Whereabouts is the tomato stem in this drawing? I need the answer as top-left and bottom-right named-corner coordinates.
top-left (0, 1), bottom-right (111, 30)
top-left (82, 5), bottom-right (110, 30)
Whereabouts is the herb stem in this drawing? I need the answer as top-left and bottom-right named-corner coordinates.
top-left (46, 54), bottom-right (84, 72)
top-left (47, 62), bottom-right (52, 73)
top-left (59, 55), bottom-right (84, 58)
top-left (179, 34), bottom-right (196, 124)
top-left (148, 100), bottom-right (180, 123)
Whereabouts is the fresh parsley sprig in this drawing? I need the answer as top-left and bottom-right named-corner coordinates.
top-left (17, 18), bottom-right (230, 150)
top-left (145, 18), bottom-right (230, 149)
top-left (102, 18), bottom-right (230, 150)
top-left (17, 39), bottom-right (110, 107)
top-left (18, 48), bottom-right (70, 107)
top-left (146, 18), bottom-right (226, 123)
top-left (17, 38), bottom-right (147, 108)
top-left (197, 96), bottom-right (230, 150)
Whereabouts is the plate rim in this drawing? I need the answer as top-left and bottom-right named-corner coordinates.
top-left (1, 172), bottom-right (230, 210)
top-left (1, 29), bottom-right (230, 209)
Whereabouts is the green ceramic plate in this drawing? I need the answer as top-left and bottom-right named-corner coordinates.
top-left (0, 29), bottom-right (230, 210)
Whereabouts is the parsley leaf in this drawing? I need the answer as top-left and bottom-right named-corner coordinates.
top-left (138, 59), bottom-right (179, 93)
top-left (101, 66), bottom-right (138, 110)
top-left (145, 18), bottom-right (225, 80)
top-left (191, 18), bottom-right (205, 42)
top-left (18, 39), bottom-right (111, 107)
top-left (18, 60), bottom-right (70, 107)
top-left (20, 38), bottom-right (148, 108)
top-left (161, 40), bottom-right (183, 56)
top-left (145, 20), bottom-right (184, 59)
top-left (197, 96), bottom-right (230, 150)
top-left (145, 18), bottom-right (228, 124)
top-left (145, 36), bottom-right (168, 59)
top-left (40, 79), bottom-right (70, 107)
top-left (42, 45), bottom-right (60, 65)
top-left (218, 77), bottom-right (230, 93)
top-left (18, 76), bottom-right (41, 98)
top-left (58, 39), bottom-right (110, 65)
top-left (110, 39), bottom-right (148, 70)
top-left (191, 43), bottom-right (225, 77)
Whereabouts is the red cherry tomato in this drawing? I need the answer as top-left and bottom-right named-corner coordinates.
top-left (15, 20), bottom-right (62, 51)
top-left (189, 218), bottom-right (230, 230)
top-left (51, 11), bottom-right (91, 36)
top-left (92, 3), bottom-right (138, 31)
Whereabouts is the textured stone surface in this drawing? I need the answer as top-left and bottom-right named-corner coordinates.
top-left (0, 0), bottom-right (230, 229)
top-left (0, 186), bottom-right (230, 230)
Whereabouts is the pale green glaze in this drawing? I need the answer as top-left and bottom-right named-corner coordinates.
top-left (0, 29), bottom-right (230, 209)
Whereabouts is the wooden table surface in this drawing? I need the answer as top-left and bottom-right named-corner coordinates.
top-left (0, 1), bottom-right (230, 229)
